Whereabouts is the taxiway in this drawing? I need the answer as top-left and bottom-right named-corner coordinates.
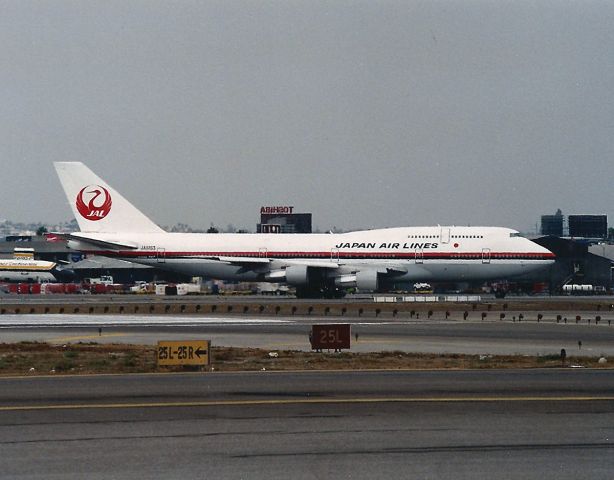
top-left (1, 369), bottom-right (613, 479)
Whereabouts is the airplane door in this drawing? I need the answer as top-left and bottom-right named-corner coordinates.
top-left (157, 248), bottom-right (166, 263)
top-left (482, 248), bottom-right (491, 264)
top-left (440, 228), bottom-right (450, 244)
top-left (331, 248), bottom-right (340, 262)
top-left (415, 248), bottom-right (424, 264)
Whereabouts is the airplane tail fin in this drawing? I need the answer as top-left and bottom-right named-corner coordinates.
top-left (54, 162), bottom-right (164, 233)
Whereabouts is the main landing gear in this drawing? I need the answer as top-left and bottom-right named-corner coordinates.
top-left (295, 285), bottom-right (346, 299)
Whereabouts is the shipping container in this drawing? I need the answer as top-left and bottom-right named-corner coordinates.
top-left (45, 283), bottom-right (66, 294)
top-left (64, 283), bottom-right (79, 294)
top-left (91, 284), bottom-right (108, 294)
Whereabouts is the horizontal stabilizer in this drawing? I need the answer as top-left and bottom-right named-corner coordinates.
top-left (52, 232), bottom-right (139, 250)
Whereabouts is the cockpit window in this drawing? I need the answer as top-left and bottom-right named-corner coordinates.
top-left (510, 232), bottom-right (522, 238)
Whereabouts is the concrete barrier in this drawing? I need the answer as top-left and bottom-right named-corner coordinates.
top-left (0, 299), bottom-right (613, 319)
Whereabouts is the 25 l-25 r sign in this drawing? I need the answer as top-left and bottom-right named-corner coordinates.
top-left (157, 340), bottom-right (210, 366)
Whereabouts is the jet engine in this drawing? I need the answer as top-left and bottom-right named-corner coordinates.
top-left (334, 269), bottom-right (380, 291)
top-left (264, 265), bottom-right (310, 286)
top-left (285, 265), bottom-right (310, 286)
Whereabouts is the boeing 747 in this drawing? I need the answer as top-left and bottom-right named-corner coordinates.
top-left (54, 162), bottom-right (555, 297)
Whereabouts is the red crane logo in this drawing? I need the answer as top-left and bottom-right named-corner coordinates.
top-left (76, 185), bottom-right (112, 221)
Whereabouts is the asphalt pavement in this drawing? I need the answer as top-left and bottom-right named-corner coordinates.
top-left (1, 370), bottom-right (614, 479)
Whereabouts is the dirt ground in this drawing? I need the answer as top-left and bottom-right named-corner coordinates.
top-left (0, 342), bottom-right (610, 376)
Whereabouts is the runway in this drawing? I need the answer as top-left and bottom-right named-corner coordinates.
top-left (2, 302), bottom-right (613, 477)
top-left (1, 370), bottom-right (614, 479)
top-left (2, 313), bottom-right (614, 356)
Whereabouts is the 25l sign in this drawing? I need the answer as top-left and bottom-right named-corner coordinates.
top-left (310, 324), bottom-right (351, 350)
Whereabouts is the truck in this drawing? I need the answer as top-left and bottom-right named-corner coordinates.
top-left (562, 284), bottom-right (594, 295)
top-left (83, 275), bottom-right (114, 286)
top-left (155, 283), bottom-right (202, 295)
top-left (256, 283), bottom-right (291, 296)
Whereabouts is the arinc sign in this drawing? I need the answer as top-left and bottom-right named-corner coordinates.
top-left (260, 206), bottom-right (294, 214)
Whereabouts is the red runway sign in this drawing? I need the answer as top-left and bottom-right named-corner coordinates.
top-left (310, 324), bottom-right (351, 350)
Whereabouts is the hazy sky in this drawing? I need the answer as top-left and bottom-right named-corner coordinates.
top-left (1, 0), bottom-right (613, 233)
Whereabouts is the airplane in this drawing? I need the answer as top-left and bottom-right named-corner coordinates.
top-left (0, 247), bottom-right (74, 283)
top-left (54, 162), bottom-right (555, 297)
top-left (0, 257), bottom-right (58, 283)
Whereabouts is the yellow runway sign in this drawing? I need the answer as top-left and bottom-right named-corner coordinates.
top-left (157, 340), bottom-right (210, 366)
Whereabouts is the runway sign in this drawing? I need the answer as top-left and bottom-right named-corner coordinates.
top-left (310, 324), bottom-right (351, 350)
top-left (157, 340), bottom-right (211, 366)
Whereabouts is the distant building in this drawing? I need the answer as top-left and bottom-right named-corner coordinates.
top-left (1, 236), bottom-right (73, 264)
top-left (257, 206), bottom-right (312, 233)
top-left (4, 235), bottom-right (34, 242)
top-left (568, 215), bottom-right (607, 239)
top-left (541, 209), bottom-right (564, 236)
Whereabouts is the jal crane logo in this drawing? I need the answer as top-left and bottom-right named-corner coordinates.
top-left (76, 185), bottom-right (112, 221)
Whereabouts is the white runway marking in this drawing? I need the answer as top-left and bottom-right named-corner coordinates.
top-left (0, 314), bottom-right (297, 327)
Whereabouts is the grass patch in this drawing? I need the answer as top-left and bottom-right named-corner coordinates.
top-left (90, 359), bottom-right (109, 369)
top-left (54, 360), bottom-right (76, 372)
top-left (0, 343), bottom-right (609, 376)
top-left (537, 354), bottom-right (561, 363)
top-left (123, 352), bottom-right (137, 368)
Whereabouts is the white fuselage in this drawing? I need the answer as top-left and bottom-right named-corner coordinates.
top-left (68, 226), bottom-right (554, 284)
